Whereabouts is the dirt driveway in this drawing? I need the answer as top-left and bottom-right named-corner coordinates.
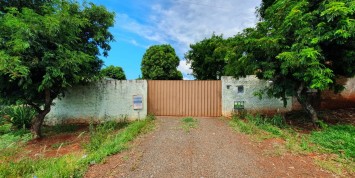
top-left (86, 117), bottom-right (333, 178)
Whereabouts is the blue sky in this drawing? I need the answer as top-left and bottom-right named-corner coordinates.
top-left (88, 0), bottom-right (261, 80)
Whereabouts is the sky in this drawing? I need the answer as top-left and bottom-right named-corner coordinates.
top-left (88, 0), bottom-right (262, 80)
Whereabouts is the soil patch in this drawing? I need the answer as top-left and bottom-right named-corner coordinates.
top-left (286, 108), bottom-right (355, 132)
top-left (86, 117), bottom-right (333, 178)
top-left (23, 125), bottom-right (89, 159)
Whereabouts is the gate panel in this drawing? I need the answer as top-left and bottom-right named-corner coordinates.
top-left (148, 80), bottom-right (221, 117)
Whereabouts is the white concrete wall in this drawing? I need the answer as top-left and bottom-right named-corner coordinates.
top-left (222, 76), bottom-right (292, 116)
top-left (46, 79), bottom-right (147, 125)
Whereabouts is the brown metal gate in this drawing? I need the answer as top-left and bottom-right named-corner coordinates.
top-left (148, 80), bottom-right (221, 117)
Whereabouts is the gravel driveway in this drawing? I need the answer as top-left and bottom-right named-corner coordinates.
top-left (86, 117), bottom-right (332, 178)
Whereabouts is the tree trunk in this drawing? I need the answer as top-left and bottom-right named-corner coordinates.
top-left (31, 112), bottom-right (47, 139)
top-left (296, 83), bottom-right (319, 127)
top-left (31, 89), bottom-right (52, 138)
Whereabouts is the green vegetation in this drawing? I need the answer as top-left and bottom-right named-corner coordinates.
top-left (0, 116), bottom-right (155, 177)
top-left (0, 105), bottom-right (34, 150)
top-left (1, 105), bottom-right (36, 129)
top-left (0, 0), bottom-right (115, 138)
top-left (141, 44), bottom-right (183, 80)
top-left (185, 34), bottom-right (228, 80)
top-left (188, 0), bottom-right (355, 124)
top-left (101, 65), bottom-right (126, 80)
top-left (0, 129), bottom-right (32, 150)
top-left (230, 113), bottom-right (355, 175)
top-left (181, 117), bottom-right (198, 133)
top-left (311, 125), bottom-right (355, 158)
top-left (85, 120), bottom-right (129, 152)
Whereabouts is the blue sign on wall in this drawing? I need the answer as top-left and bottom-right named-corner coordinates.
top-left (133, 95), bottom-right (143, 110)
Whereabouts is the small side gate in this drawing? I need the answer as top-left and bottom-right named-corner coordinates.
top-left (148, 80), bottom-right (221, 117)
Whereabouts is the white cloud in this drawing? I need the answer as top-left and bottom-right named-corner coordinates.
top-left (129, 39), bottom-right (148, 49)
top-left (116, 0), bottom-right (261, 77)
top-left (177, 60), bottom-right (192, 74)
top-left (117, 0), bottom-right (260, 51)
top-left (116, 13), bottom-right (168, 44)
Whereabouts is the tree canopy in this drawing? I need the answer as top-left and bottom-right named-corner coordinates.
top-left (0, 0), bottom-right (50, 13)
top-left (0, 0), bottom-right (115, 137)
top-left (185, 34), bottom-right (229, 80)
top-left (101, 65), bottom-right (126, 80)
top-left (141, 44), bottom-right (183, 80)
top-left (227, 0), bottom-right (355, 124)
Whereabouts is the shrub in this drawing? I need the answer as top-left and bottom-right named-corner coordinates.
top-left (2, 106), bottom-right (36, 129)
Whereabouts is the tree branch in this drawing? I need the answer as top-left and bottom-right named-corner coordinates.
top-left (27, 101), bottom-right (42, 113)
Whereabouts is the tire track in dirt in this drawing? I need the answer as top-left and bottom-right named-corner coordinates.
top-left (86, 117), bottom-right (333, 178)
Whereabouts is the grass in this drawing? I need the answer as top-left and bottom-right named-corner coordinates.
top-left (315, 157), bottom-right (353, 176)
top-left (311, 124), bottom-right (355, 158)
top-left (181, 117), bottom-right (198, 133)
top-left (230, 113), bottom-right (355, 176)
top-left (0, 129), bottom-right (32, 150)
top-left (0, 116), bottom-right (155, 177)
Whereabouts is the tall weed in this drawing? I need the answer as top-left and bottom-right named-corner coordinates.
top-left (86, 120), bottom-right (129, 152)
top-left (244, 114), bottom-right (286, 128)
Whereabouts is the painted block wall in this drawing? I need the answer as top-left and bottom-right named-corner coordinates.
top-left (46, 79), bottom-right (147, 125)
top-left (222, 76), bottom-right (292, 117)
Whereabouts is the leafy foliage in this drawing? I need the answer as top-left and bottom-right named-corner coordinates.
top-left (0, 0), bottom-right (115, 137)
top-left (141, 44), bottom-right (183, 80)
top-left (0, 0), bottom-right (50, 14)
top-left (101, 65), bottom-right (126, 80)
top-left (185, 34), bottom-right (229, 80)
top-left (1, 105), bottom-right (36, 129)
top-left (226, 0), bottom-right (355, 123)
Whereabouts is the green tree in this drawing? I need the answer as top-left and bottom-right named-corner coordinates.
top-left (257, 0), bottom-right (276, 19)
top-left (0, 0), bottom-right (115, 138)
top-left (0, 0), bottom-right (49, 13)
top-left (224, 31), bottom-right (260, 77)
top-left (227, 0), bottom-right (355, 125)
top-left (185, 34), bottom-right (229, 80)
top-left (101, 65), bottom-right (126, 80)
top-left (141, 44), bottom-right (183, 80)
